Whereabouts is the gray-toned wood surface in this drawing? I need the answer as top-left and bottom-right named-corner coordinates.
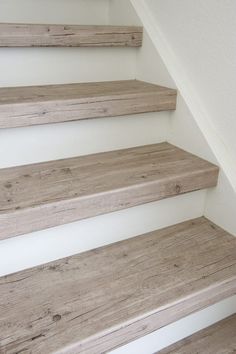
top-left (159, 314), bottom-right (236, 354)
top-left (0, 143), bottom-right (219, 240)
top-left (0, 218), bottom-right (235, 354)
top-left (0, 23), bottom-right (143, 47)
top-left (0, 80), bottom-right (177, 128)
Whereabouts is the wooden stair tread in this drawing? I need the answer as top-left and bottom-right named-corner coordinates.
top-left (0, 143), bottom-right (219, 240)
top-left (0, 23), bottom-right (143, 47)
top-left (0, 80), bottom-right (177, 128)
top-left (0, 217), bottom-right (235, 354)
top-left (159, 314), bottom-right (236, 354)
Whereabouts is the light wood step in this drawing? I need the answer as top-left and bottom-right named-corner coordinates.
top-left (159, 314), bottom-right (236, 354)
top-left (0, 143), bottom-right (218, 240)
top-left (0, 80), bottom-right (177, 129)
top-left (0, 217), bottom-right (235, 354)
top-left (0, 23), bottom-right (143, 47)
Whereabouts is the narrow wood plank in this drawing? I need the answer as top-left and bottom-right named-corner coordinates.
top-left (0, 80), bottom-right (177, 128)
top-left (159, 314), bottom-right (236, 354)
top-left (0, 23), bottom-right (143, 47)
top-left (0, 143), bottom-right (219, 240)
top-left (0, 218), bottom-right (235, 354)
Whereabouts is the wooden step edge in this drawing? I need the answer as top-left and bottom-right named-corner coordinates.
top-left (0, 23), bottom-right (143, 47)
top-left (0, 217), bottom-right (235, 353)
top-left (158, 314), bottom-right (236, 354)
top-left (0, 80), bottom-right (177, 129)
top-left (0, 143), bottom-right (219, 240)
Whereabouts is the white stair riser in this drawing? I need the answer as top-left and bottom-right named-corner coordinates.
top-left (110, 295), bottom-right (236, 354)
top-left (0, 48), bottom-right (137, 88)
top-left (0, 0), bottom-right (109, 25)
top-left (0, 112), bottom-right (169, 168)
top-left (0, 190), bottom-right (205, 276)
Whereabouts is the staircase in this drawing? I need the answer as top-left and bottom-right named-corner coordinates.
top-left (0, 3), bottom-right (235, 354)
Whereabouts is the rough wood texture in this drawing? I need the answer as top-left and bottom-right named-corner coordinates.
top-left (159, 314), bottom-right (236, 354)
top-left (0, 143), bottom-right (219, 240)
top-left (0, 218), bottom-right (235, 354)
top-left (0, 23), bottom-right (143, 47)
top-left (0, 80), bottom-right (177, 128)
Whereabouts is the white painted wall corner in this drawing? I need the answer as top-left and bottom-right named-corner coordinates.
top-left (130, 0), bottom-right (236, 192)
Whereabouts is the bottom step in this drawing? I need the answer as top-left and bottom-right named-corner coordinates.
top-left (0, 217), bottom-right (236, 354)
top-left (159, 314), bottom-right (236, 354)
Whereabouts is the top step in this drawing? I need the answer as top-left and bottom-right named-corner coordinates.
top-left (0, 23), bottom-right (143, 47)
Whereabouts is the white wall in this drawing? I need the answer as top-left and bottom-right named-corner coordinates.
top-left (131, 0), bottom-right (236, 236)
top-left (147, 0), bottom-right (236, 163)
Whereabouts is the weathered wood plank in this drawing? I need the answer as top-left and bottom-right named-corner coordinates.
top-left (0, 80), bottom-right (177, 128)
top-left (0, 23), bottom-right (143, 47)
top-left (159, 314), bottom-right (236, 354)
top-left (0, 218), bottom-right (235, 354)
top-left (0, 143), bottom-right (219, 240)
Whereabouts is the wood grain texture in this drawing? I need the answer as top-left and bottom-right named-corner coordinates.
top-left (0, 218), bottom-right (235, 354)
top-left (159, 314), bottom-right (236, 354)
top-left (0, 80), bottom-right (177, 128)
top-left (0, 23), bottom-right (143, 47)
top-left (0, 143), bottom-right (219, 240)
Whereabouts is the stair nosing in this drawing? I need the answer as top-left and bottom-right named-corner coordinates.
top-left (0, 80), bottom-right (177, 128)
top-left (0, 142), bottom-right (219, 240)
top-left (0, 23), bottom-right (143, 48)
